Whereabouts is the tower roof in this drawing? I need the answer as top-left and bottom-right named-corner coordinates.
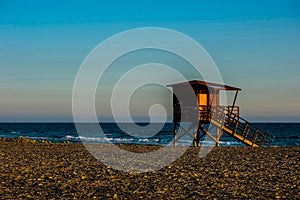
top-left (167, 80), bottom-right (241, 91)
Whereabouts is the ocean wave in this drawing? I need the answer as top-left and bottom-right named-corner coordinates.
top-left (0, 124), bottom-right (299, 146)
top-left (0, 134), bottom-right (265, 146)
top-left (11, 131), bottom-right (21, 134)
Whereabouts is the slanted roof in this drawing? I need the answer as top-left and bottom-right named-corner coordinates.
top-left (167, 80), bottom-right (241, 91)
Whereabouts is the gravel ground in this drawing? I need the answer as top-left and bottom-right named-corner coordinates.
top-left (0, 138), bottom-right (299, 199)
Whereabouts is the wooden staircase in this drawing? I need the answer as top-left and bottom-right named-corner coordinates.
top-left (209, 106), bottom-right (274, 147)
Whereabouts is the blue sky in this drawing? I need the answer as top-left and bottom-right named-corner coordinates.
top-left (0, 0), bottom-right (300, 122)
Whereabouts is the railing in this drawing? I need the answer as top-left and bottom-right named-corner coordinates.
top-left (207, 105), bottom-right (240, 119)
top-left (210, 106), bottom-right (275, 146)
top-left (174, 105), bottom-right (240, 122)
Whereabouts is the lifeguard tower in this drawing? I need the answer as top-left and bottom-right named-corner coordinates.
top-left (168, 80), bottom-right (274, 147)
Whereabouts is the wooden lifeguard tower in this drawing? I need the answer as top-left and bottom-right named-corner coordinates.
top-left (168, 80), bottom-right (274, 147)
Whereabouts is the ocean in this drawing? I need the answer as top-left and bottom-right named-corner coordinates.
top-left (0, 123), bottom-right (299, 146)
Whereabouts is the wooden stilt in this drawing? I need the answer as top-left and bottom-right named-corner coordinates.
top-left (173, 122), bottom-right (196, 146)
top-left (216, 127), bottom-right (220, 147)
top-left (193, 125), bottom-right (198, 147)
top-left (216, 130), bottom-right (224, 141)
top-left (173, 122), bottom-right (178, 147)
top-left (199, 126), bottom-right (218, 143)
top-left (195, 124), bottom-right (203, 147)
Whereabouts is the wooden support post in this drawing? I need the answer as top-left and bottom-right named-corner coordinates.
top-left (173, 122), bottom-right (178, 147)
top-left (173, 122), bottom-right (196, 145)
top-left (242, 123), bottom-right (248, 135)
top-left (193, 126), bottom-right (198, 147)
top-left (216, 123), bottom-right (225, 144)
top-left (229, 90), bottom-right (239, 120)
top-left (242, 123), bottom-right (249, 140)
top-left (199, 126), bottom-right (219, 143)
top-left (244, 128), bottom-right (250, 140)
top-left (197, 124), bottom-right (206, 145)
top-left (194, 123), bottom-right (202, 147)
top-left (216, 127), bottom-right (220, 147)
top-left (252, 129), bottom-right (259, 146)
top-left (233, 120), bottom-right (239, 133)
top-left (216, 130), bottom-right (224, 141)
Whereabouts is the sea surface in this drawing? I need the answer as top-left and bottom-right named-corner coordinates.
top-left (0, 123), bottom-right (299, 146)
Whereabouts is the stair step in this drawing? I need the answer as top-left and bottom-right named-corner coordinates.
top-left (211, 119), bottom-right (259, 147)
top-left (208, 106), bottom-right (274, 146)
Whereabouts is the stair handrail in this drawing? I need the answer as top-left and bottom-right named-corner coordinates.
top-left (209, 106), bottom-right (275, 146)
top-left (223, 107), bottom-right (275, 144)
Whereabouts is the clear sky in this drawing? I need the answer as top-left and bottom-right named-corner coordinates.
top-left (0, 0), bottom-right (300, 122)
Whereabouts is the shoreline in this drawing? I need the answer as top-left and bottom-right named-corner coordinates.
top-left (1, 138), bottom-right (299, 199)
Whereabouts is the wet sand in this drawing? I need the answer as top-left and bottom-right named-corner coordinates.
top-left (0, 138), bottom-right (299, 199)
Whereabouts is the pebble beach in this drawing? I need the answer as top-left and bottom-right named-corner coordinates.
top-left (0, 138), bottom-right (299, 199)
